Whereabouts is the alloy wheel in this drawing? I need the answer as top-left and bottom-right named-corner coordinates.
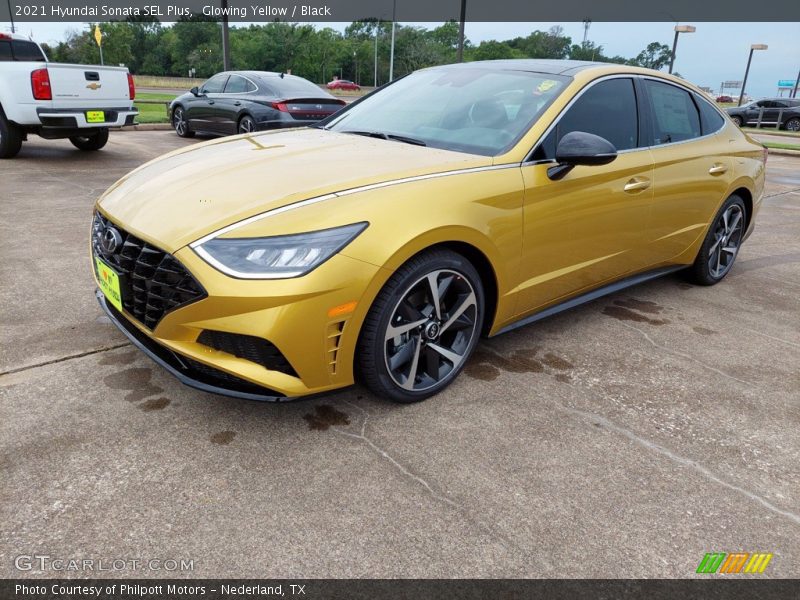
top-left (708, 204), bottom-right (744, 279)
top-left (786, 118), bottom-right (800, 132)
top-left (384, 269), bottom-right (478, 392)
top-left (239, 117), bottom-right (255, 134)
top-left (173, 108), bottom-right (187, 136)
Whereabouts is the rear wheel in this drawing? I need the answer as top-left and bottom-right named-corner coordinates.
top-left (730, 115), bottom-right (743, 127)
top-left (69, 128), bottom-right (109, 151)
top-left (0, 110), bottom-right (23, 158)
top-left (785, 117), bottom-right (800, 132)
top-left (357, 249), bottom-right (484, 403)
top-left (238, 115), bottom-right (256, 134)
top-left (686, 195), bottom-right (746, 285)
top-left (172, 106), bottom-right (195, 138)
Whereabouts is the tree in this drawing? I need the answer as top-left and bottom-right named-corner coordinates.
top-left (629, 42), bottom-right (672, 70)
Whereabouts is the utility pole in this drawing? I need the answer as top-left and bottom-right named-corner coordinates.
top-left (582, 19), bottom-right (591, 46)
top-left (389, 0), bottom-right (396, 81)
top-left (793, 67), bottom-right (800, 99)
top-left (374, 24), bottom-right (378, 87)
top-left (456, 0), bottom-right (466, 62)
top-left (221, 0), bottom-right (231, 71)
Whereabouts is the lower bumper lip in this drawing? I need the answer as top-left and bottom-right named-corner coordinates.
top-left (96, 290), bottom-right (290, 403)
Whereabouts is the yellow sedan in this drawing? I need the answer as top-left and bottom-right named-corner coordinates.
top-left (91, 60), bottom-right (765, 403)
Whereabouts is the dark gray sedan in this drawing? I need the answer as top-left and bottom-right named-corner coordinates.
top-left (169, 71), bottom-right (346, 137)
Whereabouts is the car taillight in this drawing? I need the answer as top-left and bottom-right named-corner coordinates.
top-left (270, 102), bottom-right (288, 112)
top-left (31, 68), bottom-right (52, 100)
top-left (127, 72), bottom-right (135, 100)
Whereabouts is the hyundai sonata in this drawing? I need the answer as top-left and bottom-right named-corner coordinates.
top-left (92, 60), bottom-right (765, 403)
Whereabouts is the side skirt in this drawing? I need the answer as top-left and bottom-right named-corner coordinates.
top-left (491, 265), bottom-right (685, 337)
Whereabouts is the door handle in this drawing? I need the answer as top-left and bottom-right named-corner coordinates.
top-left (623, 177), bottom-right (651, 193)
top-left (233, 101), bottom-right (242, 106)
top-left (208, 100), bottom-right (215, 105)
top-left (708, 164), bottom-right (728, 175)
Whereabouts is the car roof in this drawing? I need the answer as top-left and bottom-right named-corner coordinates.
top-left (220, 70), bottom-right (306, 81)
top-left (427, 59), bottom-right (609, 76)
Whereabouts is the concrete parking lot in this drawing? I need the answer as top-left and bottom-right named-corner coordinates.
top-left (1, 132), bottom-right (798, 578)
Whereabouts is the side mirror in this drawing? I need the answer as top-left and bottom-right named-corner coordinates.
top-left (547, 131), bottom-right (618, 181)
top-left (190, 86), bottom-right (201, 96)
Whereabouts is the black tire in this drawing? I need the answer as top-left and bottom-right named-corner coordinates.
top-left (238, 114), bottom-right (256, 134)
top-left (357, 249), bottom-right (484, 403)
top-left (0, 109), bottom-right (23, 159)
top-left (69, 128), bottom-right (109, 151)
top-left (730, 115), bottom-right (743, 127)
top-left (686, 195), bottom-right (747, 286)
top-left (172, 106), bottom-right (195, 138)
top-left (784, 117), bottom-right (800, 132)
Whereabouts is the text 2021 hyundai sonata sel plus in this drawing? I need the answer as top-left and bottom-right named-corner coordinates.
top-left (92, 60), bottom-right (765, 403)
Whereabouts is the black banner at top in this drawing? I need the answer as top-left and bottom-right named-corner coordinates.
top-left (2, 0), bottom-right (800, 23)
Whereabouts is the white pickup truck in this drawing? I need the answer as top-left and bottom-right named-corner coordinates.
top-left (0, 32), bottom-right (138, 158)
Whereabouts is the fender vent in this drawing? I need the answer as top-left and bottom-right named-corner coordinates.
top-left (326, 320), bottom-right (347, 375)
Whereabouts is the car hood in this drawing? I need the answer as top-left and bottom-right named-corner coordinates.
top-left (97, 129), bottom-right (491, 253)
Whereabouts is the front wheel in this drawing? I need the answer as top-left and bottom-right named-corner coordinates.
top-left (686, 195), bottom-right (747, 286)
top-left (357, 249), bottom-right (484, 403)
top-left (69, 128), bottom-right (109, 151)
top-left (731, 116), bottom-right (743, 127)
top-left (172, 106), bottom-right (195, 138)
top-left (238, 115), bottom-right (256, 134)
top-left (784, 117), bottom-right (800, 132)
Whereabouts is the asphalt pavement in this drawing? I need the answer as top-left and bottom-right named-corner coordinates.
top-left (1, 131), bottom-right (798, 578)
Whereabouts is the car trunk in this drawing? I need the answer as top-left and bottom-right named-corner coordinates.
top-left (280, 98), bottom-right (346, 121)
top-left (46, 63), bottom-right (132, 108)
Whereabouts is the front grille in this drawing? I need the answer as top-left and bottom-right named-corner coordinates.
top-left (92, 212), bottom-right (206, 330)
top-left (197, 330), bottom-right (298, 377)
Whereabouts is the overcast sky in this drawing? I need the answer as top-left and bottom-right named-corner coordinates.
top-left (6, 20), bottom-right (799, 97)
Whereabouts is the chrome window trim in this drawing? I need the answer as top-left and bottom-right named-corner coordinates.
top-left (523, 73), bottom-right (728, 165)
top-left (189, 163), bottom-right (520, 248)
top-left (221, 74), bottom-right (259, 96)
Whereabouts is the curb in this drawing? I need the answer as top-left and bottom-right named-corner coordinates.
top-left (120, 123), bottom-right (172, 131)
top-left (765, 148), bottom-right (800, 157)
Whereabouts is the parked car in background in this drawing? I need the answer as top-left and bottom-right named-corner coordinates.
top-left (0, 32), bottom-right (137, 158)
top-left (169, 71), bottom-right (345, 137)
top-left (93, 60), bottom-right (765, 404)
top-left (327, 79), bottom-right (361, 91)
top-left (715, 95), bottom-right (734, 103)
top-left (726, 98), bottom-right (800, 131)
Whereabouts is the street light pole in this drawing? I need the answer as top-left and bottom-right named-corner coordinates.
top-left (738, 44), bottom-right (768, 107)
top-left (389, 0), bottom-right (396, 81)
top-left (793, 67), bottom-right (800, 99)
top-left (669, 24), bottom-right (695, 75)
top-left (374, 25), bottom-right (378, 87)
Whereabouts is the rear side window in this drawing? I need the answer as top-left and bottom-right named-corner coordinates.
top-left (12, 40), bottom-right (46, 61)
top-left (695, 94), bottom-right (725, 134)
top-left (644, 80), bottom-right (701, 145)
top-left (0, 40), bottom-right (46, 61)
top-left (531, 78), bottom-right (639, 161)
top-left (224, 75), bottom-right (249, 94)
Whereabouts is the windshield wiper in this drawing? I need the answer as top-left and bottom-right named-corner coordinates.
top-left (342, 130), bottom-right (427, 146)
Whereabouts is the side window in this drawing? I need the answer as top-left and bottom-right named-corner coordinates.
top-left (11, 41), bottom-right (46, 61)
top-left (224, 75), bottom-right (249, 94)
top-left (530, 78), bottom-right (638, 161)
top-left (773, 101), bottom-right (788, 108)
top-left (695, 94), bottom-right (725, 135)
top-left (245, 79), bottom-right (257, 92)
top-left (0, 41), bottom-right (11, 61)
top-left (644, 80), bottom-right (701, 144)
top-left (201, 75), bottom-right (228, 94)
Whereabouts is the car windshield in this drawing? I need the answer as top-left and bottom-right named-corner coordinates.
top-left (325, 67), bottom-right (570, 156)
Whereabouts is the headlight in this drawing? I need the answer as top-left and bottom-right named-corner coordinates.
top-left (193, 222), bottom-right (368, 279)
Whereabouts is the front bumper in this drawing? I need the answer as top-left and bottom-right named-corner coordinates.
top-left (97, 291), bottom-right (287, 402)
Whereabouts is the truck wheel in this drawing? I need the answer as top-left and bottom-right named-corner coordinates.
top-left (69, 128), bottom-right (109, 151)
top-left (0, 110), bottom-right (23, 158)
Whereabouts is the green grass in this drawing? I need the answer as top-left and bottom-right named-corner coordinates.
top-left (133, 92), bottom-right (174, 124)
top-left (763, 141), bottom-right (800, 151)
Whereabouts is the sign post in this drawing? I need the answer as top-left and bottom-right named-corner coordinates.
top-left (94, 25), bottom-right (103, 66)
